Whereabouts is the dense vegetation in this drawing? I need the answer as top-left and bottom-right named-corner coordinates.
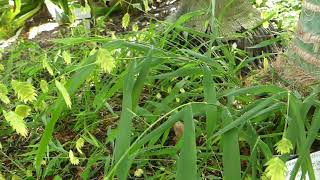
top-left (1, 0), bottom-right (320, 179)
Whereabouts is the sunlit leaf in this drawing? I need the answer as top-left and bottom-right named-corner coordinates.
top-left (264, 157), bottom-right (286, 180)
top-left (256, 0), bottom-right (263, 6)
top-left (15, 105), bottom-right (31, 118)
top-left (134, 168), bottom-right (144, 177)
top-left (11, 80), bottom-right (37, 103)
top-left (42, 54), bottom-right (54, 76)
top-left (62, 50), bottom-right (71, 65)
top-left (0, 64), bottom-right (4, 72)
top-left (0, 173), bottom-right (4, 180)
top-left (55, 80), bottom-right (72, 109)
top-left (96, 48), bottom-right (115, 74)
top-left (132, 24), bottom-right (139, 32)
top-left (122, 13), bottom-right (130, 29)
top-left (76, 138), bottom-right (85, 154)
top-left (69, 150), bottom-right (80, 165)
top-left (275, 138), bottom-right (293, 155)
top-left (3, 111), bottom-right (28, 137)
top-left (0, 83), bottom-right (10, 104)
top-left (143, 0), bottom-right (150, 12)
top-left (40, 80), bottom-right (49, 93)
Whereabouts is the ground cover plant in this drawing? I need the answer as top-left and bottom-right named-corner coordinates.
top-left (1, 0), bottom-right (320, 179)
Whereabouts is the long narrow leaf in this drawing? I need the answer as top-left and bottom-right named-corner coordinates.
top-left (202, 65), bottom-right (218, 138)
top-left (114, 61), bottom-right (136, 180)
top-left (176, 105), bottom-right (198, 180)
top-left (221, 108), bottom-right (241, 180)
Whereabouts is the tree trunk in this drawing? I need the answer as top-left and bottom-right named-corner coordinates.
top-left (276, 0), bottom-right (320, 86)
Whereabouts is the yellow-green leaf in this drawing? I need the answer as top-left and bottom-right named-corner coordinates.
top-left (34, 100), bottom-right (47, 112)
top-left (42, 54), bottom-right (54, 76)
top-left (40, 80), bottom-right (49, 93)
top-left (134, 168), bottom-right (144, 177)
top-left (264, 157), bottom-right (286, 180)
top-left (0, 83), bottom-right (10, 104)
top-left (76, 138), bottom-right (85, 154)
top-left (0, 64), bottom-right (4, 72)
top-left (15, 105), bottom-right (31, 118)
top-left (96, 48), bottom-right (116, 74)
top-left (62, 50), bottom-right (71, 65)
top-left (55, 80), bottom-right (72, 109)
top-left (275, 138), bottom-right (293, 155)
top-left (0, 172), bottom-right (4, 180)
top-left (3, 111), bottom-right (28, 137)
top-left (263, 57), bottom-right (269, 72)
top-left (256, 0), bottom-right (263, 6)
top-left (132, 24), bottom-right (139, 32)
top-left (11, 80), bottom-right (37, 103)
top-left (69, 150), bottom-right (79, 165)
top-left (143, 0), bottom-right (150, 12)
top-left (122, 13), bottom-right (130, 29)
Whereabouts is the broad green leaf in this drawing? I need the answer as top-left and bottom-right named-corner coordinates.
top-left (11, 80), bottom-right (37, 103)
top-left (3, 111), bottom-right (28, 137)
top-left (96, 48), bottom-right (115, 74)
top-left (69, 150), bottom-right (80, 165)
top-left (122, 13), bottom-right (130, 29)
top-left (15, 105), bottom-right (31, 118)
top-left (55, 80), bottom-right (72, 109)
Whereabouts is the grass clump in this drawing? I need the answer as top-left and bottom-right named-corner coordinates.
top-left (0, 4), bottom-right (320, 180)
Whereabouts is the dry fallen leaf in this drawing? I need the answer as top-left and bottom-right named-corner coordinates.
top-left (173, 121), bottom-right (184, 142)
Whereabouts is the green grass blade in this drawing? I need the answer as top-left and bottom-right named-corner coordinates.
top-left (290, 107), bottom-right (320, 180)
top-left (114, 61), bottom-right (136, 180)
top-left (221, 108), bottom-right (241, 180)
top-left (132, 50), bottom-right (153, 111)
top-left (212, 92), bottom-right (286, 139)
top-left (202, 65), bottom-right (218, 138)
top-left (176, 105), bottom-right (198, 180)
